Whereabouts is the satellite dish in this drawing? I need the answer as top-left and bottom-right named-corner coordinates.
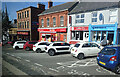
top-left (99, 13), bottom-right (103, 21)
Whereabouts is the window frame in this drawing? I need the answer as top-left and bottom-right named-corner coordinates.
top-left (60, 16), bottom-right (64, 26)
top-left (75, 14), bottom-right (85, 23)
top-left (47, 18), bottom-right (49, 27)
top-left (53, 17), bottom-right (56, 27)
top-left (92, 12), bottom-right (97, 23)
top-left (109, 9), bottom-right (117, 22)
top-left (41, 19), bottom-right (44, 27)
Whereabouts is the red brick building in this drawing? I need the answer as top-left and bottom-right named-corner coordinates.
top-left (16, 3), bottom-right (45, 41)
top-left (38, 1), bottom-right (78, 42)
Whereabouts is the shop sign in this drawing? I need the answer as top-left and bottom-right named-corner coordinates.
top-left (17, 32), bottom-right (28, 35)
top-left (38, 28), bottom-right (66, 32)
top-left (70, 26), bottom-right (88, 31)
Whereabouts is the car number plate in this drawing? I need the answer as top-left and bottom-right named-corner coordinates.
top-left (99, 61), bottom-right (106, 65)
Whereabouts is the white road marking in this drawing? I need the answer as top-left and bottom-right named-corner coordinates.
top-left (17, 57), bottom-right (21, 59)
top-left (84, 59), bottom-right (93, 66)
top-left (11, 54), bottom-right (15, 56)
top-left (25, 60), bottom-right (30, 62)
top-left (49, 68), bottom-right (59, 72)
top-left (34, 63), bottom-right (43, 67)
top-left (6, 53), bottom-right (9, 55)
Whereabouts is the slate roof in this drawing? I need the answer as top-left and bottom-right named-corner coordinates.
top-left (38, 2), bottom-right (78, 16)
top-left (69, 2), bottom-right (120, 15)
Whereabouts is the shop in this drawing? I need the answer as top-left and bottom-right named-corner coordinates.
top-left (17, 31), bottom-right (30, 41)
top-left (89, 23), bottom-right (120, 45)
top-left (38, 28), bottom-right (67, 42)
top-left (69, 26), bottom-right (89, 44)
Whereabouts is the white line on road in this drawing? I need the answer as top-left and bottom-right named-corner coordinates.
top-left (25, 60), bottom-right (30, 62)
top-left (11, 54), bottom-right (15, 57)
top-left (6, 53), bottom-right (10, 55)
top-left (17, 57), bottom-right (21, 59)
top-left (34, 63), bottom-right (43, 67)
top-left (49, 68), bottom-right (59, 72)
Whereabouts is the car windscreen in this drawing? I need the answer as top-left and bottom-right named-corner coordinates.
top-left (100, 48), bottom-right (116, 55)
top-left (74, 44), bottom-right (80, 48)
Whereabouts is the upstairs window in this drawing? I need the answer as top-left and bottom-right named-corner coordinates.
top-left (41, 19), bottom-right (44, 27)
top-left (60, 16), bottom-right (64, 26)
top-left (27, 10), bottom-right (29, 17)
top-left (92, 12), bottom-right (97, 22)
top-left (27, 21), bottom-right (29, 28)
top-left (20, 13), bottom-right (21, 19)
top-left (22, 12), bottom-right (24, 18)
top-left (47, 18), bottom-right (49, 27)
top-left (75, 14), bottom-right (85, 23)
top-left (109, 9), bottom-right (117, 22)
top-left (18, 13), bottom-right (19, 19)
top-left (53, 17), bottom-right (56, 27)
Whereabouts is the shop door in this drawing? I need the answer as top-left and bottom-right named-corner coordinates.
top-left (107, 32), bottom-right (114, 45)
top-left (60, 34), bottom-right (64, 41)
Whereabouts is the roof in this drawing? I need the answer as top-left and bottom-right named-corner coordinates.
top-left (69, 2), bottom-right (120, 15)
top-left (38, 2), bottom-right (78, 16)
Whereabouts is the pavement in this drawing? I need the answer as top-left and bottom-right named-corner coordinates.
top-left (2, 44), bottom-right (119, 76)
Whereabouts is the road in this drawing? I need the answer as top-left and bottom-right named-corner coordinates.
top-left (2, 44), bottom-right (119, 76)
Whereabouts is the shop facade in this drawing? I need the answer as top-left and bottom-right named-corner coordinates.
top-left (38, 28), bottom-right (67, 42)
top-left (89, 22), bottom-right (120, 45)
top-left (17, 31), bottom-right (30, 41)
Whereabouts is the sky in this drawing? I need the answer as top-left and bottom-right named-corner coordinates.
top-left (2, 2), bottom-right (65, 22)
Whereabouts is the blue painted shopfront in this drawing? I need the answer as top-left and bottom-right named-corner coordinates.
top-left (89, 22), bottom-right (120, 45)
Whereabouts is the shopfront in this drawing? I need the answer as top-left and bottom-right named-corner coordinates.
top-left (69, 26), bottom-right (89, 44)
top-left (17, 31), bottom-right (30, 41)
top-left (89, 23), bottom-right (120, 45)
top-left (38, 28), bottom-right (67, 42)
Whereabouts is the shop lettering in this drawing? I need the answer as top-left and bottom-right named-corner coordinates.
top-left (92, 26), bottom-right (114, 29)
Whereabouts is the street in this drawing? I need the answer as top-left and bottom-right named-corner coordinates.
top-left (2, 44), bottom-right (118, 76)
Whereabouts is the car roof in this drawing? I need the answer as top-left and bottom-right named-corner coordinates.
top-left (105, 45), bottom-right (120, 48)
top-left (52, 41), bottom-right (66, 43)
top-left (75, 41), bottom-right (99, 44)
top-left (16, 41), bottom-right (26, 42)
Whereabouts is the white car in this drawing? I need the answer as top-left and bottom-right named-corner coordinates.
top-left (71, 42), bottom-right (103, 60)
top-left (33, 41), bottom-right (51, 53)
top-left (13, 41), bottom-right (26, 50)
top-left (45, 41), bottom-right (71, 56)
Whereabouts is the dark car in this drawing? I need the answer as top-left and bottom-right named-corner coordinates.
top-left (97, 45), bottom-right (120, 74)
top-left (23, 41), bottom-right (37, 51)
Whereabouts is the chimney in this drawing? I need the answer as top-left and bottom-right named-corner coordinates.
top-left (48, 0), bottom-right (53, 9)
top-left (37, 3), bottom-right (45, 11)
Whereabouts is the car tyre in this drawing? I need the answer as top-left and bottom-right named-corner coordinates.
top-left (48, 50), bottom-right (55, 56)
top-left (114, 64), bottom-right (120, 74)
top-left (77, 53), bottom-right (84, 60)
top-left (36, 48), bottom-right (42, 53)
top-left (15, 46), bottom-right (19, 50)
top-left (25, 47), bottom-right (30, 51)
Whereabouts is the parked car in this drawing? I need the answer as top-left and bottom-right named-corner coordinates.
top-left (97, 45), bottom-right (120, 74)
top-left (13, 41), bottom-right (26, 50)
top-left (33, 41), bottom-right (51, 53)
top-left (45, 41), bottom-right (71, 56)
top-left (23, 41), bottom-right (37, 51)
top-left (71, 42), bottom-right (103, 60)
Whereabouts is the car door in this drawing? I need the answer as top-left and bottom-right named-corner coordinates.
top-left (61, 43), bottom-right (70, 52)
top-left (18, 42), bottom-right (26, 48)
top-left (38, 42), bottom-right (47, 51)
top-left (81, 43), bottom-right (92, 56)
top-left (90, 43), bottom-right (101, 55)
top-left (53, 43), bottom-right (62, 52)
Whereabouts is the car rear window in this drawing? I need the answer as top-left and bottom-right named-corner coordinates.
top-left (74, 44), bottom-right (80, 48)
top-left (100, 48), bottom-right (116, 55)
top-left (29, 42), bottom-right (37, 44)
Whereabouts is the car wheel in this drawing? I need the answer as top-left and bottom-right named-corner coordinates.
top-left (25, 47), bottom-right (30, 51)
top-left (15, 46), bottom-right (19, 50)
top-left (48, 50), bottom-right (55, 56)
top-left (77, 53), bottom-right (84, 60)
top-left (36, 49), bottom-right (42, 53)
top-left (114, 64), bottom-right (120, 74)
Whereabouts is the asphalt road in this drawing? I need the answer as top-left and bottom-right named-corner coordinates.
top-left (2, 44), bottom-right (119, 76)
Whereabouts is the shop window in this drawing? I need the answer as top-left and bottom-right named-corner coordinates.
top-left (92, 12), bottom-right (97, 22)
top-left (96, 31), bottom-right (101, 41)
top-left (47, 18), bottom-right (49, 27)
top-left (60, 16), bottom-right (64, 26)
top-left (41, 19), bottom-right (44, 27)
top-left (76, 32), bottom-right (79, 40)
top-left (72, 31), bottom-right (76, 40)
top-left (109, 9), bottom-right (117, 22)
top-left (92, 31), bottom-right (96, 41)
top-left (64, 35), bottom-right (66, 41)
top-left (75, 14), bottom-right (85, 23)
top-left (53, 17), bottom-right (56, 27)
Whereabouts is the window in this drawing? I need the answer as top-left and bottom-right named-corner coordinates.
top-left (41, 19), bottom-right (44, 27)
top-left (20, 22), bottom-right (21, 28)
top-left (25, 21), bottom-right (26, 28)
top-left (22, 12), bottom-right (24, 18)
top-left (109, 9), bottom-right (117, 22)
top-left (20, 13), bottom-right (21, 19)
top-left (60, 16), bottom-right (64, 26)
top-left (38, 42), bottom-right (50, 45)
top-left (27, 21), bottom-right (29, 28)
top-left (29, 42), bottom-right (37, 44)
top-left (75, 14), bottom-right (85, 23)
top-left (92, 12), bottom-right (97, 22)
top-left (47, 18), bottom-right (49, 27)
top-left (82, 43), bottom-right (91, 48)
top-left (53, 43), bottom-right (62, 46)
top-left (25, 11), bottom-right (26, 18)
top-left (53, 17), bottom-right (56, 27)
top-left (64, 35), bottom-right (66, 41)
top-left (17, 42), bottom-right (26, 44)
top-left (27, 10), bottom-right (29, 17)
top-left (18, 13), bottom-right (19, 19)
top-left (74, 44), bottom-right (80, 48)
top-left (22, 22), bottom-right (24, 29)
top-left (91, 43), bottom-right (99, 47)
top-left (100, 48), bottom-right (116, 55)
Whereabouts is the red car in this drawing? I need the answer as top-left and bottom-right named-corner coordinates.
top-left (23, 41), bottom-right (37, 51)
